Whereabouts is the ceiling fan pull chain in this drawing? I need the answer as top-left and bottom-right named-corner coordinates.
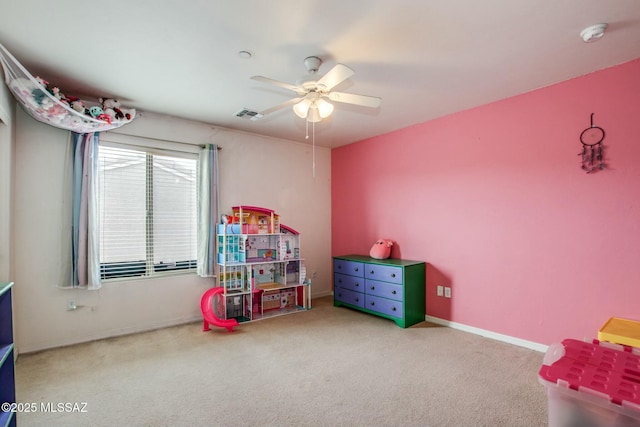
top-left (312, 118), bottom-right (316, 178)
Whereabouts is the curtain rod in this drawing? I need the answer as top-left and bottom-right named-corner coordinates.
top-left (106, 131), bottom-right (221, 150)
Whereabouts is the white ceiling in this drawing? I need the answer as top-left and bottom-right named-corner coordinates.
top-left (1, 1), bottom-right (640, 148)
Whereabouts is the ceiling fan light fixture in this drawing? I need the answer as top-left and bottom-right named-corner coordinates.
top-left (307, 107), bottom-right (322, 123)
top-left (293, 99), bottom-right (311, 118)
top-left (316, 98), bottom-right (334, 118)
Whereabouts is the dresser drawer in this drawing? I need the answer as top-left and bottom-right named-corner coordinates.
top-left (365, 264), bottom-right (403, 284)
top-left (335, 288), bottom-right (364, 308)
top-left (365, 294), bottom-right (403, 319)
top-left (365, 279), bottom-right (403, 302)
top-left (334, 273), bottom-right (364, 292)
top-left (334, 259), bottom-right (364, 277)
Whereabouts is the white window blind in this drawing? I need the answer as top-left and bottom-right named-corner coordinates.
top-left (98, 144), bottom-right (197, 280)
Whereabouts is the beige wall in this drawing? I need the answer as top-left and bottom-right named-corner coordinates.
top-left (0, 81), bottom-right (14, 283)
top-left (12, 109), bottom-right (332, 353)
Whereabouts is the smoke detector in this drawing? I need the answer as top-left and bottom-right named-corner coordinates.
top-left (580, 23), bottom-right (607, 43)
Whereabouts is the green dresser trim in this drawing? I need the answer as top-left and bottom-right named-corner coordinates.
top-left (334, 255), bottom-right (424, 267)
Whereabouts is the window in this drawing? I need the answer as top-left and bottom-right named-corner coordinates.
top-left (98, 144), bottom-right (197, 280)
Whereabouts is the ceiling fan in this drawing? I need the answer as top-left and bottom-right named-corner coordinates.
top-left (251, 56), bottom-right (381, 122)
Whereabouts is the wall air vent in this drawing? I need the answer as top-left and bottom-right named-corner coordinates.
top-left (234, 109), bottom-right (263, 121)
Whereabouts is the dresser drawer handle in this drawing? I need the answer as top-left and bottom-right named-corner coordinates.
top-left (354, 267), bottom-right (359, 272)
top-left (391, 290), bottom-right (396, 294)
top-left (370, 286), bottom-right (375, 291)
top-left (338, 293), bottom-right (342, 297)
top-left (355, 297), bottom-right (359, 302)
top-left (392, 307), bottom-right (396, 311)
top-left (355, 282), bottom-right (360, 287)
top-left (338, 265), bottom-right (342, 270)
top-left (370, 301), bottom-right (375, 306)
top-left (391, 273), bottom-right (396, 278)
top-left (370, 270), bottom-right (374, 275)
top-left (338, 279), bottom-right (342, 284)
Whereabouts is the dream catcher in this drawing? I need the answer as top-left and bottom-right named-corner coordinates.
top-left (579, 113), bottom-right (605, 173)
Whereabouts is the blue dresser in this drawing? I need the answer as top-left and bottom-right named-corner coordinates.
top-left (333, 255), bottom-right (425, 328)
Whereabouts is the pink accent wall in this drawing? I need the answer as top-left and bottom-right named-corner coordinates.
top-left (331, 58), bottom-right (640, 345)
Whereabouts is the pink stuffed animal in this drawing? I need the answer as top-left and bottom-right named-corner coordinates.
top-left (369, 239), bottom-right (393, 259)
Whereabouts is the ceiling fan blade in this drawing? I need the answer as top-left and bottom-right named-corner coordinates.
top-left (259, 97), bottom-right (304, 115)
top-left (316, 64), bottom-right (354, 91)
top-left (251, 76), bottom-right (305, 95)
top-left (327, 92), bottom-right (382, 108)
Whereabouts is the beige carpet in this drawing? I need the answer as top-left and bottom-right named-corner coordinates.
top-left (15, 296), bottom-right (548, 427)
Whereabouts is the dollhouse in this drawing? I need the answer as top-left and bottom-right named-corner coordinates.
top-left (209, 206), bottom-right (311, 327)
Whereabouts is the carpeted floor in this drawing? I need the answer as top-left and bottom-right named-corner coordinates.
top-left (15, 296), bottom-right (548, 427)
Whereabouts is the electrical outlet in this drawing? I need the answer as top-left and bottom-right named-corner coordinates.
top-left (66, 300), bottom-right (77, 311)
top-left (444, 287), bottom-right (451, 298)
top-left (437, 285), bottom-right (444, 296)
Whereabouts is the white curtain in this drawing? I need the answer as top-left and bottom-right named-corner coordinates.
top-left (70, 132), bottom-right (101, 289)
top-left (197, 144), bottom-right (218, 277)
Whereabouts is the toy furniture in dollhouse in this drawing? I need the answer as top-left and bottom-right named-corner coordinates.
top-left (213, 206), bottom-right (310, 326)
top-left (229, 205), bottom-right (280, 235)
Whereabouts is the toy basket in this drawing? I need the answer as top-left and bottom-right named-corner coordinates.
top-left (0, 42), bottom-right (135, 133)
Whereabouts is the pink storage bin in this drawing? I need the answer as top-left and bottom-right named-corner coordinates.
top-left (539, 338), bottom-right (640, 427)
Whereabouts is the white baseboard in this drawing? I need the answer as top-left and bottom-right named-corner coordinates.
top-left (425, 315), bottom-right (548, 353)
top-left (21, 292), bottom-right (331, 354)
top-left (19, 315), bottom-right (203, 354)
